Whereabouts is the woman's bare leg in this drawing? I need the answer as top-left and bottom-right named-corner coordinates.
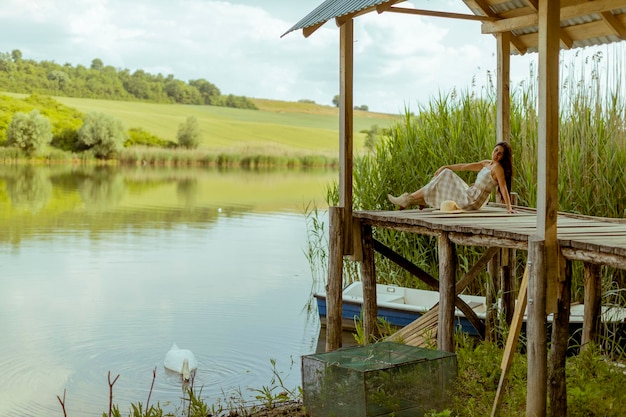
top-left (388, 187), bottom-right (427, 210)
top-left (409, 189), bottom-right (427, 207)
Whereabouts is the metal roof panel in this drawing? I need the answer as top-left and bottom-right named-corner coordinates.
top-left (284, 0), bottom-right (626, 53)
top-left (281, 0), bottom-right (399, 37)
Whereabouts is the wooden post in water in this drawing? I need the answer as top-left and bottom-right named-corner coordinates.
top-left (582, 263), bottom-right (601, 350)
top-left (438, 232), bottom-right (456, 352)
top-left (360, 222), bottom-right (377, 344)
top-left (326, 206), bottom-right (344, 352)
top-left (527, 236), bottom-right (547, 416)
top-left (549, 256), bottom-right (570, 417)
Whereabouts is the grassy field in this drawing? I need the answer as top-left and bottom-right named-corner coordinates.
top-left (3, 92), bottom-right (399, 156)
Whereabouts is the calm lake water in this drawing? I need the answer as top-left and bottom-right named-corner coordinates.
top-left (0, 164), bottom-right (335, 416)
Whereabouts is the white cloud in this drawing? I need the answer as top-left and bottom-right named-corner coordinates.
top-left (0, 0), bottom-right (542, 112)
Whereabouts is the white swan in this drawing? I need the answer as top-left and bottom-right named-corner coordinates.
top-left (164, 342), bottom-right (198, 382)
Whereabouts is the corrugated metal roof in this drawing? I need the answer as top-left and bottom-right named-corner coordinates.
top-left (283, 0), bottom-right (626, 54)
top-left (281, 0), bottom-right (399, 38)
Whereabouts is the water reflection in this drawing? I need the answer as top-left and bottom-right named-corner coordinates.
top-left (5, 165), bottom-right (52, 213)
top-left (0, 165), bottom-right (333, 417)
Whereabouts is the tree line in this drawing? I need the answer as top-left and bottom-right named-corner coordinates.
top-left (1, 94), bottom-right (200, 160)
top-left (0, 49), bottom-right (257, 110)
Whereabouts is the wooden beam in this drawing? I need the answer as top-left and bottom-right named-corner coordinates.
top-left (561, 247), bottom-right (626, 270)
top-left (526, 0), bottom-right (574, 49)
top-left (384, 6), bottom-right (497, 22)
top-left (527, 236), bottom-right (548, 417)
top-left (339, 20), bottom-right (354, 255)
top-left (549, 255), bottom-right (570, 417)
top-left (581, 263), bottom-right (602, 350)
top-left (336, 0), bottom-right (405, 27)
top-left (482, 0), bottom-right (626, 34)
top-left (496, 31), bottom-right (511, 144)
top-left (490, 263), bottom-right (529, 417)
top-left (302, 22), bottom-right (324, 38)
top-left (602, 10), bottom-right (626, 38)
top-left (473, 0), bottom-right (528, 54)
top-left (455, 297), bottom-right (486, 338)
top-left (537, 0), bottom-right (561, 315)
top-left (486, 252), bottom-right (500, 342)
top-left (373, 239), bottom-right (440, 289)
top-left (437, 233), bottom-right (456, 352)
top-left (360, 223), bottom-right (378, 344)
top-left (326, 206), bottom-right (344, 351)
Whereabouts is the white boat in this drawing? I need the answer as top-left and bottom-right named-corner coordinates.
top-left (314, 282), bottom-right (626, 338)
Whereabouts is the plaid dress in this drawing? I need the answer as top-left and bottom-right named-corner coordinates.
top-left (422, 167), bottom-right (497, 210)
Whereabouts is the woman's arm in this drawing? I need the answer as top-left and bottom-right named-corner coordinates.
top-left (492, 164), bottom-right (515, 213)
top-left (434, 160), bottom-right (488, 177)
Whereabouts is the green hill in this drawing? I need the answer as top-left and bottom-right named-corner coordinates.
top-left (2, 92), bottom-right (398, 156)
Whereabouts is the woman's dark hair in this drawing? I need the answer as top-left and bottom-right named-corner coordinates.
top-left (495, 141), bottom-right (513, 199)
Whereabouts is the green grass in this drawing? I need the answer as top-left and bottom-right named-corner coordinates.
top-left (2, 92), bottom-right (398, 156)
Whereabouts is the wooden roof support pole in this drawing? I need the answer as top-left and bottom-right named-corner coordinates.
top-left (496, 31), bottom-right (514, 329)
top-left (496, 31), bottom-right (511, 145)
top-left (528, 1), bottom-right (560, 415)
top-left (339, 19), bottom-right (354, 256)
top-left (437, 232), bottom-right (456, 352)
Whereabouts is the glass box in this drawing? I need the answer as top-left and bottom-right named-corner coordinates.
top-left (302, 342), bottom-right (457, 417)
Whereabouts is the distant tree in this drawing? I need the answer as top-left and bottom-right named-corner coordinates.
top-left (48, 70), bottom-right (70, 91)
top-left (6, 109), bottom-right (53, 156)
top-left (332, 95), bottom-right (340, 107)
top-left (91, 58), bottom-right (104, 71)
top-left (362, 124), bottom-right (382, 152)
top-left (0, 52), bottom-right (15, 72)
top-left (189, 78), bottom-right (220, 105)
top-left (355, 104), bottom-right (369, 111)
top-left (298, 99), bottom-right (316, 104)
top-left (177, 116), bottom-right (201, 149)
top-left (211, 94), bottom-right (257, 110)
top-left (77, 112), bottom-right (127, 158)
top-left (165, 79), bottom-right (202, 104)
top-left (11, 49), bottom-right (22, 62)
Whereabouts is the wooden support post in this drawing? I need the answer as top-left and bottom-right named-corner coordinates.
top-left (529, 0), bottom-right (560, 413)
top-left (496, 31), bottom-right (511, 144)
top-left (549, 256), bottom-right (570, 417)
top-left (360, 222), bottom-right (378, 344)
top-left (438, 232), bottom-right (456, 352)
top-left (582, 263), bottom-right (602, 350)
top-left (486, 251), bottom-right (500, 342)
top-left (501, 248), bottom-right (514, 324)
top-left (326, 206), bottom-right (344, 352)
top-left (527, 236), bottom-right (547, 417)
top-left (491, 264), bottom-right (529, 417)
top-left (339, 19), bottom-right (354, 256)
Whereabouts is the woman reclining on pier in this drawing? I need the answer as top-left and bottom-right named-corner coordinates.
top-left (387, 141), bottom-right (515, 214)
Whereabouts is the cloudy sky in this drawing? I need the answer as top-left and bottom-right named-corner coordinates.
top-left (0, 0), bottom-right (561, 113)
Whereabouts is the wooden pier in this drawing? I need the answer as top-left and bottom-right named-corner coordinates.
top-left (348, 204), bottom-right (626, 348)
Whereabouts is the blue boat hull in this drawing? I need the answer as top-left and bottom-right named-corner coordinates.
top-left (314, 295), bottom-right (482, 337)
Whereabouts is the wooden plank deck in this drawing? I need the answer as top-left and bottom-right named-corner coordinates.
top-left (354, 204), bottom-right (626, 269)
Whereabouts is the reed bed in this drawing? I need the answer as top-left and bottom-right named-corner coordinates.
top-left (116, 147), bottom-right (338, 168)
top-left (0, 145), bottom-right (339, 169)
